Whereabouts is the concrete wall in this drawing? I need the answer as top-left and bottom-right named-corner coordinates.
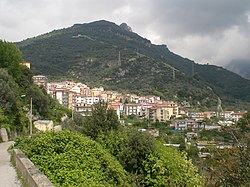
top-left (13, 149), bottom-right (54, 187)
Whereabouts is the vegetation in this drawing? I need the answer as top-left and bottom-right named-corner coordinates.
top-left (14, 131), bottom-right (130, 187)
top-left (17, 20), bottom-right (250, 109)
top-left (62, 103), bottom-right (204, 186)
top-left (0, 40), bottom-right (69, 136)
top-left (203, 112), bottom-right (250, 186)
top-left (141, 142), bottom-right (203, 187)
top-left (62, 102), bottom-right (119, 139)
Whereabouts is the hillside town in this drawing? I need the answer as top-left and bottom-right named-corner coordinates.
top-left (33, 74), bottom-right (247, 130)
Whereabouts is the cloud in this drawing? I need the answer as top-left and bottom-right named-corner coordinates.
top-left (0, 0), bottom-right (250, 66)
top-left (127, 0), bottom-right (250, 65)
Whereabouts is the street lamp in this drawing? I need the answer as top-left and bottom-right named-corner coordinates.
top-left (21, 95), bottom-right (33, 136)
top-left (29, 98), bottom-right (32, 136)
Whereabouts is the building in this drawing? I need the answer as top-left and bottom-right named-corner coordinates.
top-left (219, 111), bottom-right (234, 120)
top-left (107, 102), bottom-right (123, 119)
top-left (34, 120), bottom-right (54, 131)
top-left (20, 61), bottom-right (31, 69)
top-left (53, 89), bottom-right (70, 108)
top-left (124, 104), bottom-right (141, 116)
top-left (175, 119), bottom-right (196, 130)
top-left (33, 75), bottom-right (48, 89)
top-left (231, 111), bottom-right (246, 122)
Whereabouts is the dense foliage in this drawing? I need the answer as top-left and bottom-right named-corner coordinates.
top-left (62, 102), bottom-right (119, 139)
top-left (14, 130), bottom-right (130, 187)
top-left (62, 104), bottom-right (203, 186)
top-left (17, 20), bottom-right (250, 109)
top-left (141, 142), bottom-right (203, 187)
top-left (0, 40), bottom-right (69, 136)
top-left (185, 112), bottom-right (250, 186)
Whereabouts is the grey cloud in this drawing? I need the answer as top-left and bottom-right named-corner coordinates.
top-left (145, 0), bottom-right (250, 36)
top-left (0, 0), bottom-right (249, 66)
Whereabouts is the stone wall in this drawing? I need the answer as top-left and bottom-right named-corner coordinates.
top-left (13, 149), bottom-right (54, 187)
top-left (0, 128), bottom-right (8, 142)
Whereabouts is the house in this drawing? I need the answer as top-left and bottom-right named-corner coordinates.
top-left (124, 104), bottom-right (141, 116)
top-left (33, 75), bottom-right (48, 89)
top-left (20, 61), bottom-right (30, 69)
top-left (231, 111), bottom-right (246, 122)
top-left (205, 125), bottom-right (221, 130)
top-left (53, 89), bottom-right (70, 108)
top-left (175, 120), bottom-right (186, 130)
top-left (186, 111), bottom-right (201, 119)
top-left (175, 119), bottom-right (196, 130)
top-left (92, 87), bottom-right (104, 96)
top-left (138, 95), bottom-right (161, 104)
top-left (196, 141), bottom-right (216, 150)
top-left (107, 102), bottom-right (123, 119)
top-left (146, 107), bottom-right (171, 122)
top-left (74, 104), bottom-right (92, 116)
top-left (200, 111), bottom-right (217, 120)
top-left (34, 120), bottom-right (54, 131)
top-left (219, 111), bottom-right (233, 120)
top-left (70, 86), bottom-right (81, 94)
top-left (163, 143), bottom-right (180, 148)
top-left (185, 132), bottom-right (198, 139)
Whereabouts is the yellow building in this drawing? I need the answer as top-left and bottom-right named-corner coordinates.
top-left (20, 61), bottom-right (31, 69)
top-left (34, 120), bottom-right (54, 131)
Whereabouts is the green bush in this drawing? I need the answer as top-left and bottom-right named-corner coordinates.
top-left (15, 131), bottom-right (130, 187)
top-left (141, 142), bottom-right (204, 187)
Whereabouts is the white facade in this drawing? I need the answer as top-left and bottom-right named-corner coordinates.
top-left (75, 96), bottom-right (100, 105)
top-left (71, 86), bottom-right (81, 94)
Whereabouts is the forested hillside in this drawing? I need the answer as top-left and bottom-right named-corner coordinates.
top-left (0, 41), bottom-right (69, 137)
top-left (17, 20), bottom-right (250, 109)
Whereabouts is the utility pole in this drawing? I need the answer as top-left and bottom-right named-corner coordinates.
top-left (173, 67), bottom-right (175, 80)
top-left (29, 98), bottom-right (32, 136)
top-left (72, 104), bottom-right (74, 120)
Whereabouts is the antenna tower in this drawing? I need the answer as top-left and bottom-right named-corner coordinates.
top-left (118, 51), bottom-right (121, 66)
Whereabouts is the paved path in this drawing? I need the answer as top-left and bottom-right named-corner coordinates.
top-left (0, 141), bottom-right (22, 187)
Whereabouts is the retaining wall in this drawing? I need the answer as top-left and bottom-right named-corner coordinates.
top-left (13, 149), bottom-right (55, 187)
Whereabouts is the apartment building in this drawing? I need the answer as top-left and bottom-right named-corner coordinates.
top-left (33, 75), bottom-right (48, 89)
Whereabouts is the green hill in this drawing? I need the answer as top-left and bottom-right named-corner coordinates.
top-left (17, 20), bottom-right (250, 109)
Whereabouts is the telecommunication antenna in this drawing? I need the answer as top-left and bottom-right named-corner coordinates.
top-left (217, 97), bottom-right (223, 113)
top-left (118, 51), bottom-right (121, 66)
top-left (173, 66), bottom-right (176, 80)
top-left (192, 63), bottom-right (194, 77)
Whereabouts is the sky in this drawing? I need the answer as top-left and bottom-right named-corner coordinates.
top-left (1, 0), bottom-right (250, 66)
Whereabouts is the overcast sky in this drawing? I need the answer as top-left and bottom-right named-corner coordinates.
top-left (1, 0), bottom-right (250, 66)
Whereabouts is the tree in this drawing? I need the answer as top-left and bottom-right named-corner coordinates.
top-left (0, 69), bottom-right (19, 114)
top-left (206, 111), bottom-right (250, 186)
top-left (120, 129), bottom-right (155, 174)
top-left (0, 40), bottom-right (23, 80)
top-left (82, 102), bottom-right (120, 139)
top-left (141, 141), bottom-right (203, 187)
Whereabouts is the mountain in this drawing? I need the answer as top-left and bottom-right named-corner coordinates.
top-left (16, 20), bottom-right (250, 109)
top-left (226, 59), bottom-right (250, 80)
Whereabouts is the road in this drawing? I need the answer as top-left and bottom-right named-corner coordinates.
top-left (0, 141), bottom-right (22, 187)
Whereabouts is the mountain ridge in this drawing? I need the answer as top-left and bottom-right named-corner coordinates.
top-left (16, 20), bottom-right (250, 109)
top-left (226, 59), bottom-right (250, 80)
